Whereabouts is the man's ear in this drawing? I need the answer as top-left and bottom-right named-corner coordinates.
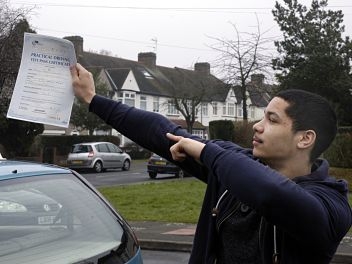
top-left (297, 130), bottom-right (316, 150)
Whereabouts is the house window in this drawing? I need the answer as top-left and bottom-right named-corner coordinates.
top-left (237, 104), bottom-right (243, 117)
top-left (125, 93), bottom-right (135, 107)
top-left (201, 103), bottom-right (208, 117)
top-left (228, 103), bottom-right (235, 116)
top-left (117, 92), bottom-right (135, 107)
top-left (153, 97), bottom-right (159, 112)
top-left (192, 130), bottom-right (204, 138)
top-left (222, 104), bottom-right (226, 115)
top-left (222, 103), bottom-right (235, 116)
top-left (141, 69), bottom-right (154, 79)
top-left (250, 106), bottom-right (255, 119)
top-left (140, 95), bottom-right (147, 110)
top-left (117, 92), bottom-right (123, 103)
top-left (167, 100), bottom-right (178, 115)
top-left (212, 102), bottom-right (218, 116)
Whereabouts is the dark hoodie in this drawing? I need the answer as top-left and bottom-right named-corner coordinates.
top-left (89, 95), bottom-right (352, 264)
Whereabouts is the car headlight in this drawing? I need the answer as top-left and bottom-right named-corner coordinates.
top-left (0, 200), bottom-right (27, 212)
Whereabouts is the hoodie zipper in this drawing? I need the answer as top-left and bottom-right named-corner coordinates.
top-left (259, 217), bottom-right (264, 252)
top-left (259, 218), bottom-right (280, 264)
top-left (212, 190), bottom-right (242, 232)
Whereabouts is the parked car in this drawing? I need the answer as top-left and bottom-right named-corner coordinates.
top-left (147, 153), bottom-right (185, 179)
top-left (0, 156), bottom-right (143, 264)
top-left (67, 142), bottom-right (131, 173)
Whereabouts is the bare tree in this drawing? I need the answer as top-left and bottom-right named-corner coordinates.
top-left (168, 68), bottom-right (207, 133)
top-left (209, 18), bottom-right (274, 120)
top-left (0, 0), bottom-right (32, 92)
top-left (0, 2), bottom-right (43, 157)
top-left (173, 90), bottom-right (206, 133)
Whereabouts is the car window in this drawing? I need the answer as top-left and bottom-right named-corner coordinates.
top-left (96, 143), bottom-right (109, 153)
top-left (0, 174), bottom-right (124, 264)
top-left (71, 145), bottom-right (92, 153)
top-left (107, 143), bottom-right (121, 153)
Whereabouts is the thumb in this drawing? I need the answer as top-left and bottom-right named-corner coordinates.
top-left (75, 63), bottom-right (85, 75)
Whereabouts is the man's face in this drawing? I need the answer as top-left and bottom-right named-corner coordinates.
top-left (252, 97), bottom-right (300, 166)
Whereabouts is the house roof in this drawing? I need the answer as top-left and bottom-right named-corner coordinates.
top-left (78, 51), bottom-right (229, 101)
top-left (78, 50), bottom-right (271, 106)
top-left (170, 119), bottom-right (206, 129)
top-left (233, 80), bottom-right (275, 108)
top-left (158, 66), bottom-right (230, 101)
top-left (105, 68), bottom-right (130, 90)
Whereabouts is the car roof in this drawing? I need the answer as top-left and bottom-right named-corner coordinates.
top-left (73, 142), bottom-right (113, 145)
top-left (0, 160), bottom-right (71, 181)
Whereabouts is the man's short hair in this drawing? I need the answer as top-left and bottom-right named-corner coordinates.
top-left (275, 89), bottom-right (337, 162)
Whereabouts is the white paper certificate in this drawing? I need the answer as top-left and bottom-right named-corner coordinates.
top-left (7, 33), bottom-right (76, 127)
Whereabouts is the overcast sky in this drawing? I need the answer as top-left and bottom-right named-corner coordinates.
top-left (9, 0), bottom-right (352, 72)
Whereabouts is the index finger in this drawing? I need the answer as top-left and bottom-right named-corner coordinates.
top-left (70, 64), bottom-right (78, 79)
top-left (166, 133), bottom-right (183, 142)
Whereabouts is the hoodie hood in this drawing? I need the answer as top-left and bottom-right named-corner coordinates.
top-left (293, 159), bottom-right (349, 196)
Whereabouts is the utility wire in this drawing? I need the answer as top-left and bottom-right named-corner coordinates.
top-left (36, 28), bottom-right (213, 52)
top-left (11, 2), bottom-right (352, 10)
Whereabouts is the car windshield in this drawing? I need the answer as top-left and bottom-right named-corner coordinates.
top-left (71, 144), bottom-right (92, 153)
top-left (0, 174), bottom-right (124, 264)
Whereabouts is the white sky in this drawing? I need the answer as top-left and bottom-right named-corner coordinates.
top-left (9, 0), bottom-right (352, 72)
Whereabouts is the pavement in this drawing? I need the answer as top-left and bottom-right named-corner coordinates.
top-left (130, 221), bottom-right (352, 263)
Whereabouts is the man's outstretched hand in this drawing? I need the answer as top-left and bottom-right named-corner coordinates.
top-left (167, 133), bottom-right (205, 163)
top-left (70, 63), bottom-right (96, 104)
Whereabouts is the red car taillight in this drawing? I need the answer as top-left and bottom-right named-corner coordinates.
top-left (88, 151), bottom-right (94, 157)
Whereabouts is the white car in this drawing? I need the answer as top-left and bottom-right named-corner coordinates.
top-left (0, 158), bottom-right (143, 264)
top-left (67, 142), bottom-right (131, 173)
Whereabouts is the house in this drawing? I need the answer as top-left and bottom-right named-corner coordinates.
top-left (44, 36), bottom-right (272, 145)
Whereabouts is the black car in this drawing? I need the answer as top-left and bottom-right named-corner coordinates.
top-left (147, 153), bottom-right (185, 179)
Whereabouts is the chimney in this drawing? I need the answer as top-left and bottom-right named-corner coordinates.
top-left (138, 52), bottom-right (156, 68)
top-left (64, 36), bottom-right (83, 58)
top-left (194, 62), bottom-right (210, 75)
top-left (251, 74), bottom-right (265, 86)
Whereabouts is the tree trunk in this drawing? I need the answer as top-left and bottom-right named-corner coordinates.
top-left (241, 86), bottom-right (248, 120)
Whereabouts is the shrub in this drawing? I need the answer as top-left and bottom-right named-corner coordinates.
top-left (209, 120), bottom-right (234, 141)
top-left (27, 135), bottom-right (121, 157)
top-left (122, 142), bottom-right (151, 159)
top-left (233, 121), bottom-right (257, 148)
top-left (324, 133), bottom-right (352, 168)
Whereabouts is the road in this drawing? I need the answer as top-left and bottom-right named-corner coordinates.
top-left (142, 250), bottom-right (190, 264)
top-left (79, 159), bottom-right (180, 187)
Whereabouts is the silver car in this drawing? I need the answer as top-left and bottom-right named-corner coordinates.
top-left (67, 142), bottom-right (131, 173)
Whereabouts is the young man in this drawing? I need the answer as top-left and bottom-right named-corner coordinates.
top-left (71, 63), bottom-right (351, 264)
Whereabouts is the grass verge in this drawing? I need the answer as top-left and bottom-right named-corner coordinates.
top-left (99, 179), bottom-right (206, 223)
top-left (99, 168), bottom-right (352, 224)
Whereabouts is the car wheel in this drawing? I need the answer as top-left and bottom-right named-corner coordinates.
top-left (149, 172), bottom-right (157, 179)
top-left (176, 170), bottom-right (184, 178)
top-left (122, 160), bottom-right (130, 171)
top-left (93, 161), bottom-right (103, 173)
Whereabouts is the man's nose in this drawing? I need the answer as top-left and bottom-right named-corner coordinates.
top-left (253, 120), bottom-right (264, 132)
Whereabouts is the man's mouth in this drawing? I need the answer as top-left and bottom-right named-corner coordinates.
top-left (252, 136), bottom-right (263, 144)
